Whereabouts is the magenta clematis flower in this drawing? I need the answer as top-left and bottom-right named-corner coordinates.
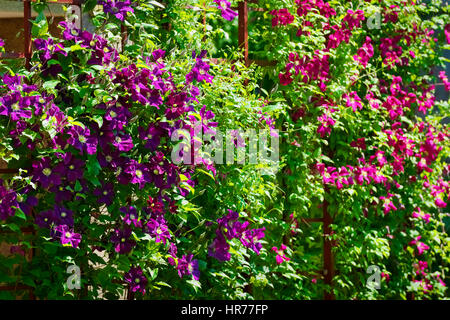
top-left (272, 244), bottom-right (290, 264)
top-left (379, 194), bottom-right (397, 215)
top-left (144, 218), bottom-right (171, 244)
top-left (412, 208), bottom-right (431, 224)
top-left (147, 196), bottom-right (165, 215)
top-left (343, 91), bottom-right (363, 112)
top-left (270, 9), bottom-right (295, 27)
top-left (112, 133), bottom-right (134, 152)
top-left (409, 236), bottom-right (430, 255)
top-left (53, 225), bottom-right (82, 248)
top-left (317, 110), bottom-right (336, 138)
top-left (383, 5), bottom-right (399, 23)
top-left (445, 24), bottom-right (450, 44)
top-left (124, 266), bottom-right (147, 294)
top-left (350, 138), bottom-right (367, 150)
top-left (343, 9), bottom-right (365, 30)
top-left (213, 0), bottom-right (238, 21)
top-left (435, 197), bottom-right (447, 208)
top-left (353, 37), bottom-right (373, 67)
top-left (438, 71), bottom-right (450, 92)
top-left (279, 72), bottom-right (293, 86)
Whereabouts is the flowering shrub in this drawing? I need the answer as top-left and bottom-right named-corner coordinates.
top-left (0, 0), bottom-right (449, 300)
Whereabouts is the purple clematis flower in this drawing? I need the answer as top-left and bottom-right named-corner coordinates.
top-left (17, 193), bottom-right (38, 216)
top-left (208, 231), bottom-right (231, 262)
top-left (124, 160), bottom-right (151, 189)
top-left (35, 209), bottom-right (56, 229)
top-left (138, 124), bottom-right (162, 151)
top-left (177, 254), bottom-right (200, 281)
top-left (67, 125), bottom-right (98, 155)
top-left (93, 182), bottom-right (115, 206)
top-left (121, 206), bottom-right (142, 228)
top-left (217, 209), bottom-right (240, 240)
top-left (53, 206), bottom-right (74, 227)
top-left (241, 227), bottom-right (265, 254)
top-left (110, 228), bottom-right (136, 254)
top-left (0, 92), bottom-right (33, 121)
top-left (104, 105), bottom-right (131, 130)
top-left (54, 152), bottom-right (84, 182)
top-left (186, 57), bottom-right (214, 84)
top-left (50, 184), bottom-right (74, 203)
top-left (168, 242), bottom-right (177, 265)
top-left (124, 266), bottom-right (147, 294)
top-left (112, 133), bottom-right (134, 152)
top-left (32, 157), bottom-right (61, 189)
top-left (99, 0), bottom-right (134, 22)
top-left (0, 181), bottom-right (19, 221)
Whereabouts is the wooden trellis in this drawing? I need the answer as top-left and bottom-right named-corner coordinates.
top-left (0, 0), bottom-right (335, 300)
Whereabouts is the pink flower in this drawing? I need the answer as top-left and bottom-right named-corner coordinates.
top-left (409, 236), bottom-right (430, 255)
top-left (414, 261), bottom-right (428, 276)
top-left (435, 197), bottom-right (447, 208)
top-left (383, 5), bottom-right (399, 23)
top-left (279, 72), bottom-right (293, 86)
top-left (343, 9), bottom-right (365, 30)
top-left (317, 111), bottom-right (336, 138)
top-left (296, 21), bottom-right (313, 37)
top-left (350, 138), bottom-right (366, 150)
top-left (412, 208), bottom-right (431, 224)
top-left (438, 71), bottom-right (450, 91)
top-left (270, 8), bottom-right (295, 27)
top-left (272, 244), bottom-right (290, 264)
top-left (379, 194), bottom-right (397, 215)
top-left (370, 150), bottom-right (387, 167)
top-left (343, 91), bottom-right (362, 112)
top-left (353, 37), bottom-right (373, 67)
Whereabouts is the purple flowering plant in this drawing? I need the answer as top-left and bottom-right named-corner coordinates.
top-left (0, 0), bottom-right (448, 301)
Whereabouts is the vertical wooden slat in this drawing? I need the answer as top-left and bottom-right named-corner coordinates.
top-left (323, 194), bottom-right (335, 300)
top-left (238, 0), bottom-right (249, 67)
top-left (24, 0), bottom-right (32, 70)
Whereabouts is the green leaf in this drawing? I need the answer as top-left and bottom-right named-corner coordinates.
top-left (43, 80), bottom-right (60, 91)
